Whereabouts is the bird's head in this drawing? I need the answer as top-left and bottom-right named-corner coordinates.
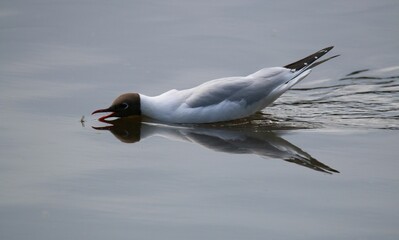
top-left (92, 93), bottom-right (141, 121)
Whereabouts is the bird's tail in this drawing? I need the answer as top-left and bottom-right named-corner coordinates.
top-left (284, 46), bottom-right (339, 72)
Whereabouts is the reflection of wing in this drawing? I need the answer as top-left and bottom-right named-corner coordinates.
top-left (92, 118), bottom-right (339, 174)
top-left (181, 129), bottom-right (338, 174)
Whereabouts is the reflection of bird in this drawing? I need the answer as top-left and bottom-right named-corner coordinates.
top-left (93, 47), bottom-right (338, 123)
top-left (93, 118), bottom-right (339, 174)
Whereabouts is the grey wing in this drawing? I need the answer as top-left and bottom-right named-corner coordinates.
top-left (185, 68), bottom-right (287, 108)
top-left (185, 77), bottom-right (251, 108)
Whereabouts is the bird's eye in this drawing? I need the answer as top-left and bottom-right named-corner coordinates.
top-left (119, 103), bottom-right (129, 110)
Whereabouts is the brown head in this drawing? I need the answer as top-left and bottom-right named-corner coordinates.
top-left (92, 93), bottom-right (141, 121)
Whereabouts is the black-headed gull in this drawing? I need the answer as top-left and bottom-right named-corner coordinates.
top-left (93, 46), bottom-right (338, 123)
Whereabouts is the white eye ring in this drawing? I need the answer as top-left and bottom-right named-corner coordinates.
top-left (122, 103), bottom-right (129, 109)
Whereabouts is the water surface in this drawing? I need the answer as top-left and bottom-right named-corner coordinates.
top-left (0, 0), bottom-right (398, 239)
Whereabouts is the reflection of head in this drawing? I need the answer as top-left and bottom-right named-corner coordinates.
top-left (92, 117), bottom-right (142, 143)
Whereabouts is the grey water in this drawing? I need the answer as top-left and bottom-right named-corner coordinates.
top-left (1, 0), bottom-right (399, 239)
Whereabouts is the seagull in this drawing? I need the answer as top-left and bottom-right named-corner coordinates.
top-left (93, 46), bottom-right (338, 123)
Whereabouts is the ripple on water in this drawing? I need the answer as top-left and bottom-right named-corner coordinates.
top-left (241, 67), bottom-right (399, 130)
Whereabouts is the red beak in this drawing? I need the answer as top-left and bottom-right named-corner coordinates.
top-left (92, 108), bottom-right (116, 121)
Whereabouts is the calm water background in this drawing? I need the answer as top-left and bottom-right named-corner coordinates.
top-left (1, 0), bottom-right (399, 239)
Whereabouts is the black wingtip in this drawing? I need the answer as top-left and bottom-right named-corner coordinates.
top-left (284, 46), bottom-right (335, 72)
top-left (324, 46), bottom-right (334, 51)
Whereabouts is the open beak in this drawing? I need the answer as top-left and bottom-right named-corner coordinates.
top-left (92, 107), bottom-right (116, 121)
